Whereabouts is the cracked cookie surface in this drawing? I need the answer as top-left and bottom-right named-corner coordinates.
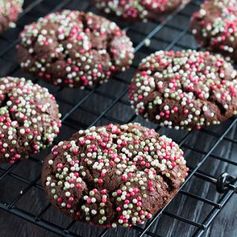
top-left (42, 123), bottom-right (188, 227)
top-left (17, 10), bottom-right (134, 88)
top-left (0, 77), bottom-right (61, 163)
top-left (129, 50), bottom-right (237, 130)
top-left (95, 0), bottom-right (190, 21)
top-left (191, 0), bottom-right (237, 62)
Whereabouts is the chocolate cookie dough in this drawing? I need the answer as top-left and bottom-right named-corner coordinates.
top-left (129, 50), bottom-right (237, 130)
top-left (95, 0), bottom-right (190, 21)
top-left (0, 77), bottom-right (61, 164)
top-left (42, 123), bottom-right (188, 227)
top-left (17, 10), bottom-right (134, 88)
top-left (0, 0), bottom-right (23, 33)
top-left (191, 0), bottom-right (237, 62)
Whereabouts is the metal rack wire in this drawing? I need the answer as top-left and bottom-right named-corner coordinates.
top-left (0, 0), bottom-right (237, 236)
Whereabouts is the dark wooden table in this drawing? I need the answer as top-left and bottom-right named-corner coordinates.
top-left (0, 0), bottom-right (237, 237)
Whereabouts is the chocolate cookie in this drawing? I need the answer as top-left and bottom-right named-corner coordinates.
top-left (0, 0), bottom-right (23, 33)
top-left (0, 77), bottom-right (61, 164)
top-left (17, 10), bottom-right (134, 88)
top-left (129, 50), bottom-right (237, 130)
top-left (42, 123), bottom-right (188, 227)
top-left (191, 0), bottom-right (237, 62)
top-left (95, 0), bottom-right (190, 21)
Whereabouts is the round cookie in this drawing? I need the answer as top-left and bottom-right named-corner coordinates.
top-left (0, 0), bottom-right (23, 33)
top-left (95, 0), bottom-right (190, 21)
top-left (42, 123), bottom-right (188, 227)
top-left (191, 0), bottom-right (237, 62)
top-left (0, 77), bottom-right (61, 164)
top-left (17, 10), bottom-right (134, 88)
top-left (129, 50), bottom-right (237, 130)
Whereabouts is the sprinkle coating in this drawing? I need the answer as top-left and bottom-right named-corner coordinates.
top-left (95, 0), bottom-right (190, 21)
top-left (191, 0), bottom-right (237, 62)
top-left (0, 0), bottom-right (23, 33)
top-left (0, 77), bottom-right (61, 163)
top-left (17, 10), bottom-right (134, 88)
top-left (129, 50), bottom-right (237, 130)
top-left (42, 123), bottom-right (188, 227)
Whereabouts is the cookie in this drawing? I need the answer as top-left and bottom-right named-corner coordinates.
top-left (129, 50), bottom-right (237, 130)
top-left (0, 77), bottom-right (61, 164)
top-left (95, 0), bottom-right (190, 21)
top-left (42, 123), bottom-right (188, 227)
top-left (191, 0), bottom-right (237, 62)
top-left (0, 0), bottom-right (23, 33)
top-left (17, 10), bottom-right (134, 88)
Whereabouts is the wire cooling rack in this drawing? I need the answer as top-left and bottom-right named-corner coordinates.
top-left (0, 0), bottom-right (237, 236)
